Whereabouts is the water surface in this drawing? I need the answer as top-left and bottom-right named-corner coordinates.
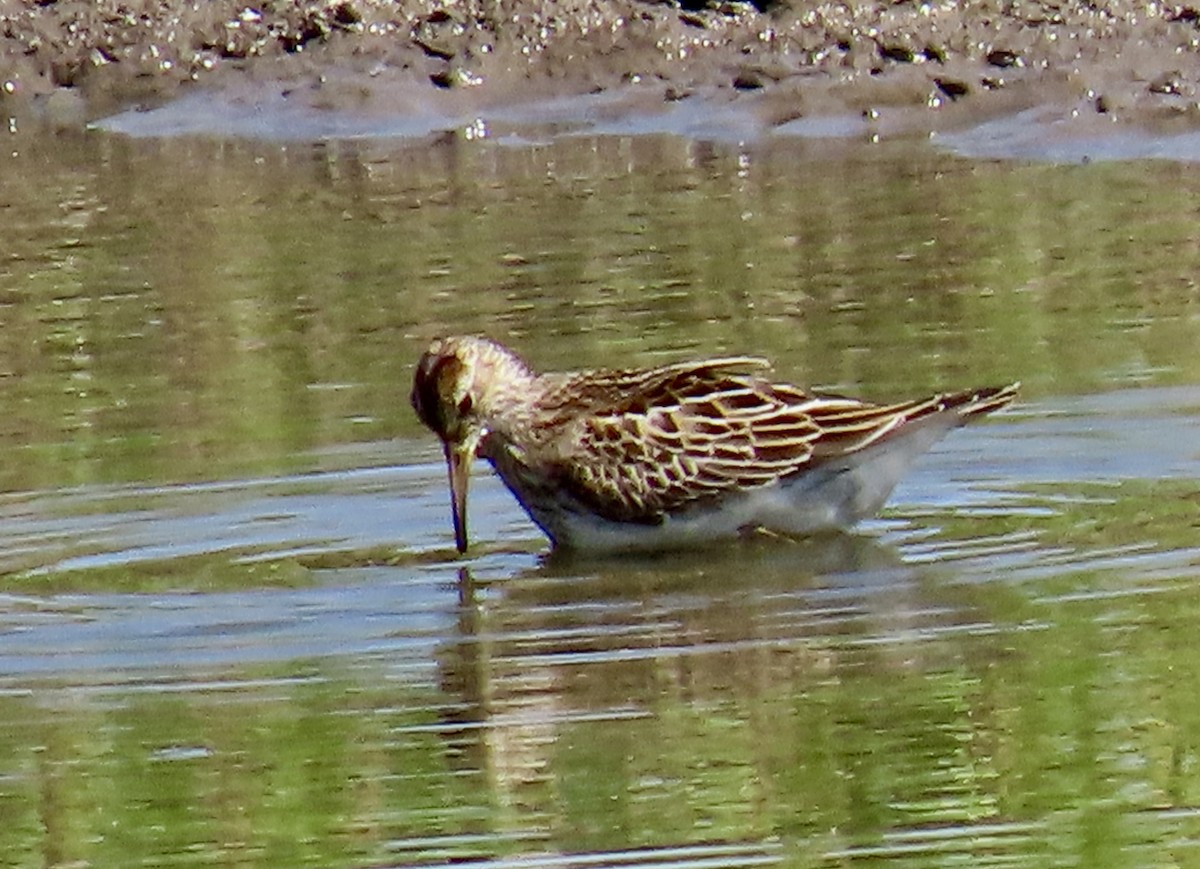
top-left (1, 114), bottom-right (1199, 868)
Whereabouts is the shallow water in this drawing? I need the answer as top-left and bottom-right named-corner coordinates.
top-left (1, 109), bottom-right (1200, 868)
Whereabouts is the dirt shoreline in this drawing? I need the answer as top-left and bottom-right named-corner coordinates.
top-left (4, 1), bottom-right (1200, 140)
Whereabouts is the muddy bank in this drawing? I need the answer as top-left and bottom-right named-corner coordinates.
top-left (3, 1), bottom-right (1200, 139)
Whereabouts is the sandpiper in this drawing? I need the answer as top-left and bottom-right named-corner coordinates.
top-left (411, 335), bottom-right (1017, 553)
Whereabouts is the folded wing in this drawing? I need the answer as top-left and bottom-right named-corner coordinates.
top-left (551, 364), bottom-right (1017, 523)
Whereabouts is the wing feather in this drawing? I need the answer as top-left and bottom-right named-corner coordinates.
top-left (534, 361), bottom-right (1017, 523)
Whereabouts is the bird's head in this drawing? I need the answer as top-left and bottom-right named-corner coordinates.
top-left (410, 336), bottom-right (533, 553)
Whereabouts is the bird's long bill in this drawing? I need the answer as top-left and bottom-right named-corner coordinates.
top-left (444, 442), bottom-right (472, 554)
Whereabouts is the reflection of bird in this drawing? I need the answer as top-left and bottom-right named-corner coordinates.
top-left (411, 335), bottom-right (1018, 554)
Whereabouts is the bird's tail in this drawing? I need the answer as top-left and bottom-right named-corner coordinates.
top-left (946, 382), bottom-right (1021, 420)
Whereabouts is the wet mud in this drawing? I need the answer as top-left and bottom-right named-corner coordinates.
top-left (4, 1), bottom-right (1200, 142)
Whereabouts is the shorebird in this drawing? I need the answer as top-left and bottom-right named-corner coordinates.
top-left (411, 335), bottom-right (1017, 553)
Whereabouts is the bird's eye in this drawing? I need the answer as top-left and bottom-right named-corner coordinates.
top-left (457, 394), bottom-right (474, 416)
